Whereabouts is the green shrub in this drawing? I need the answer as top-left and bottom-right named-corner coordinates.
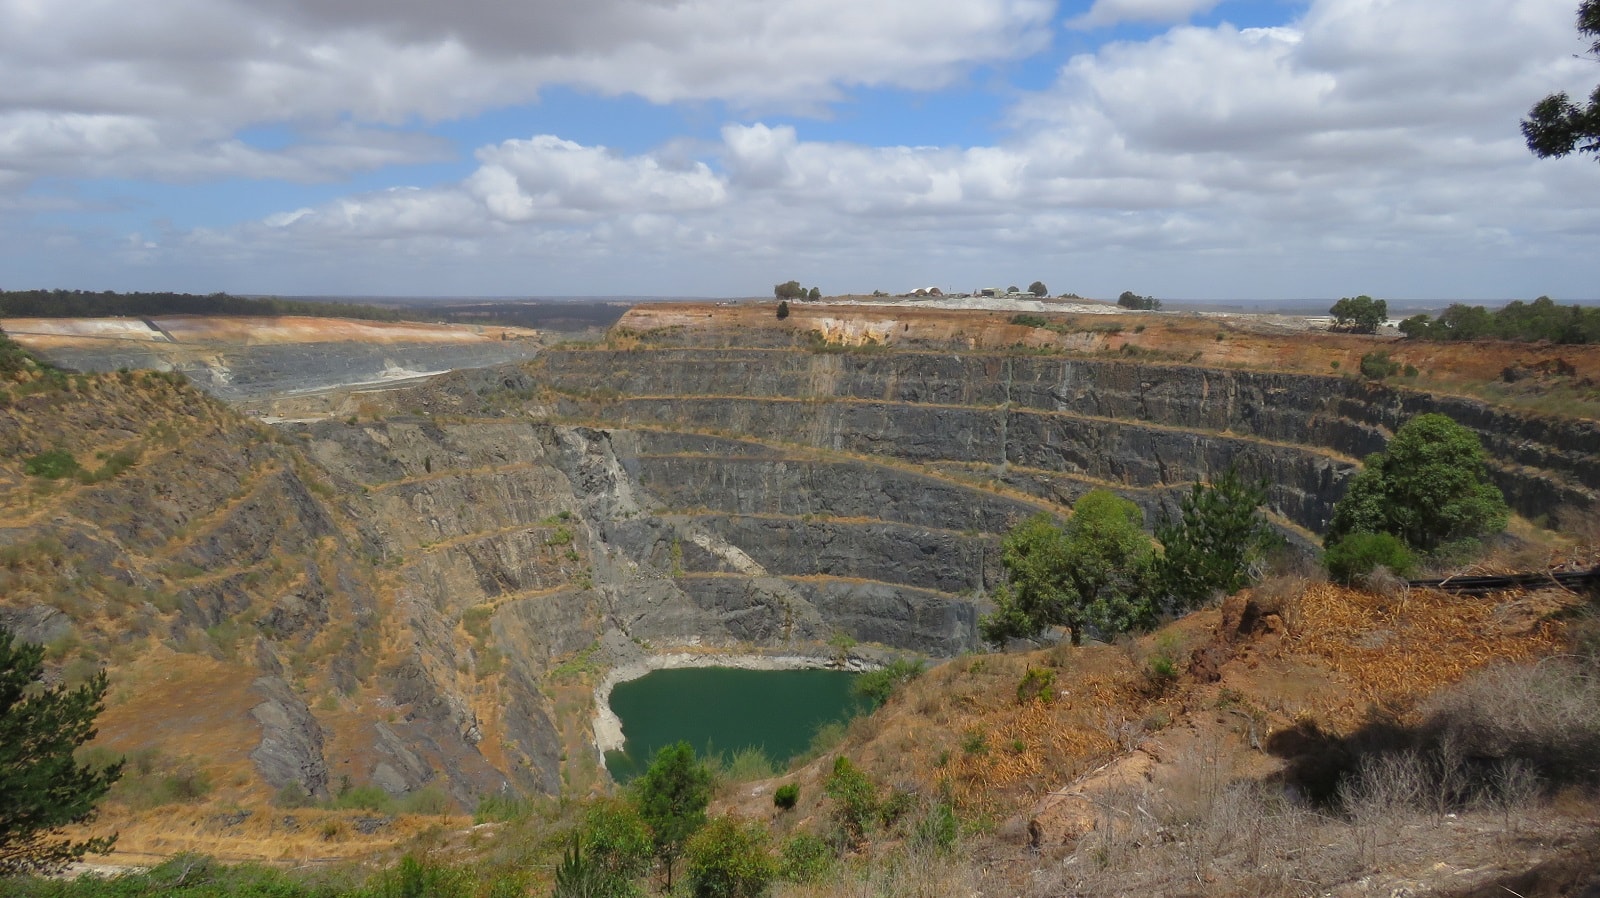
top-left (912, 797), bottom-right (960, 855)
top-left (684, 815), bottom-right (776, 898)
top-left (79, 447), bottom-right (140, 484)
top-left (369, 854), bottom-right (474, 898)
top-left (1015, 667), bottom-right (1056, 705)
top-left (1147, 654), bottom-right (1178, 683)
top-left (474, 792), bottom-right (537, 823)
top-left (778, 832), bottom-right (833, 883)
top-left (329, 784), bottom-right (396, 812)
top-left (1359, 350), bottom-right (1402, 380)
top-left (824, 756), bottom-right (879, 848)
top-left (398, 787), bottom-right (452, 815)
top-left (1324, 531), bottom-right (1416, 585)
top-left (275, 782), bottom-right (313, 809)
top-left (23, 450), bottom-right (81, 480)
top-left (580, 797), bottom-right (652, 889)
top-left (109, 749), bottom-right (212, 810)
top-left (799, 721), bottom-right (846, 762)
top-left (852, 657), bottom-right (925, 708)
top-left (718, 746), bottom-right (776, 783)
top-left (1010, 314), bottom-right (1049, 328)
top-left (773, 783), bottom-right (799, 810)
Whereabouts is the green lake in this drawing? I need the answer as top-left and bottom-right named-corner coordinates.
top-left (603, 666), bottom-right (866, 782)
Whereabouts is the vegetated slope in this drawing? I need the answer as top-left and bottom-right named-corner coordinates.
top-left (728, 575), bottom-right (1595, 898)
top-left (2, 302), bottom-right (1598, 877)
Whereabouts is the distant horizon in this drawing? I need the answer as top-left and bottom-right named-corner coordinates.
top-left (256, 294), bottom-right (1600, 311)
top-left (10, 290), bottom-right (1599, 313)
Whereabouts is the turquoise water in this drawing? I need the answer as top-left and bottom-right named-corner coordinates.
top-left (603, 667), bottom-right (865, 782)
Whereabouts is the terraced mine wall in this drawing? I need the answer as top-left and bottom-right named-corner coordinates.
top-left (6, 337), bottom-right (1596, 812)
top-left (531, 348), bottom-right (1598, 528)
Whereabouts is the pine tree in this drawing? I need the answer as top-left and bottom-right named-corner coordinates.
top-left (0, 625), bottom-right (122, 874)
top-left (1156, 467), bottom-right (1278, 611)
top-left (631, 742), bottom-right (712, 890)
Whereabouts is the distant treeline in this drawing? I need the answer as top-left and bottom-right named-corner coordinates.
top-left (1399, 297), bottom-right (1600, 344)
top-left (0, 290), bottom-right (402, 322)
top-left (425, 301), bottom-right (632, 331)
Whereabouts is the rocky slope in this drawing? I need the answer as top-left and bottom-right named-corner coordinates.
top-left (2, 304), bottom-right (1597, 843)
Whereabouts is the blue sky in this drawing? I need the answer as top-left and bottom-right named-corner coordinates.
top-left (1, 0), bottom-right (1596, 300)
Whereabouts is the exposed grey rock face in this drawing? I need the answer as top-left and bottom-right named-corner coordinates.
top-left (370, 722), bottom-right (433, 797)
top-left (249, 676), bottom-right (330, 800)
top-left (0, 605), bottom-right (72, 646)
top-left (30, 337), bottom-right (1581, 809)
top-left (533, 349), bottom-right (1597, 526)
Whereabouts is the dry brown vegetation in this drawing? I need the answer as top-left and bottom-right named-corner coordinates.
top-left (715, 567), bottom-right (1598, 898)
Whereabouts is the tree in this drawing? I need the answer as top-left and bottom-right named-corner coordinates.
top-left (1325, 413), bottom-right (1510, 555)
top-left (1117, 291), bottom-right (1162, 311)
top-left (776, 301), bottom-right (790, 320)
top-left (1523, 0), bottom-right (1600, 162)
top-left (573, 797), bottom-right (653, 897)
top-left (1398, 298), bottom-right (1600, 344)
top-left (1007, 285), bottom-right (1021, 294)
top-left (773, 281), bottom-right (804, 301)
top-left (684, 815), bottom-right (777, 898)
top-left (807, 287), bottom-right (821, 301)
top-left (1028, 281), bottom-right (1049, 297)
top-left (0, 626), bottom-right (121, 874)
top-left (1329, 295), bottom-right (1388, 333)
top-left (980, 491), bottom-right (1157, 645)
top-left (631, 742), bottom-right (713, 891)
top-left (1156, 467), bottom-right (1279, 612)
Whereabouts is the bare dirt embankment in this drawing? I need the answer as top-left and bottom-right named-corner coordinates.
top-left (1, 315), bottom-right (545, 401)
top-left (1, 315), bottom-right (539, 348)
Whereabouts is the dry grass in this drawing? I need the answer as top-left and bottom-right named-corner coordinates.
top-left (1287, 583), bottom-right (1568, 723)
top-left (1010, 653), bottom-right (1600, 898)
top-left (103, 808), bottom-right (465, 867)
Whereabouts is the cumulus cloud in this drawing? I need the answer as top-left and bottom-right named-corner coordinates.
top-left (1069, 0), bottom-right (1223, 29)
top-left (0, 0), bottom-right (1051, 188)
top-left (4, 0), bottom-right (1597, 299)
top-left (468, 137), bottom-right (726, 221)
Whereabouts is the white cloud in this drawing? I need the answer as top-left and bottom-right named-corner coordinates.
top-left (467, 136), bottom-right (726, 221)
top-left (1069, 0), bottom-right (1223, 29)
top-left (4, 0), bottom-right (1598, 300)
top-left (0, 0), bottom-right (1052, 188)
